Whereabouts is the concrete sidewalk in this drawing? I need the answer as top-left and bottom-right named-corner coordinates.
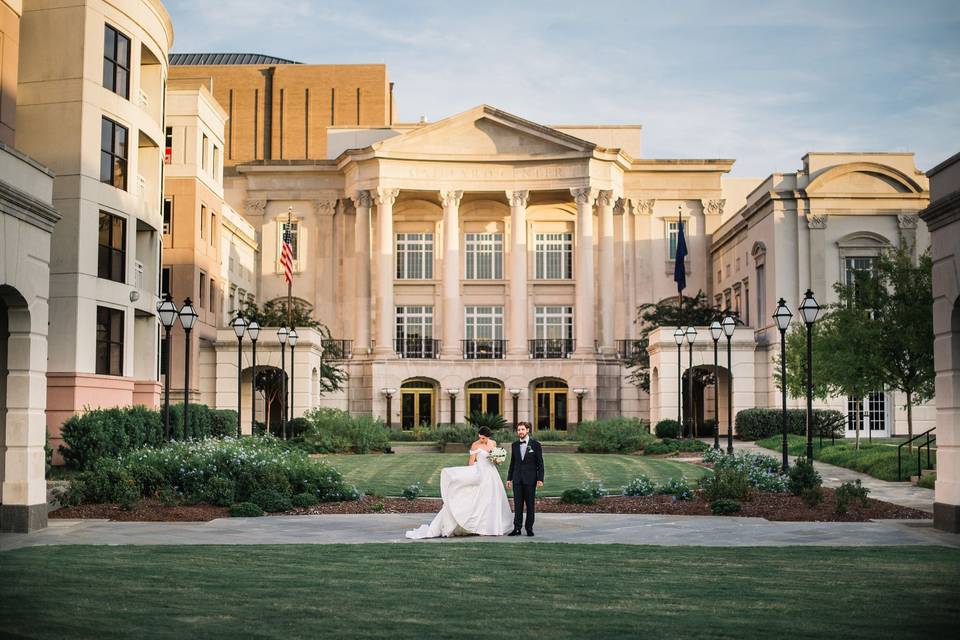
top-left (2, 513), bottom-right (957, 552)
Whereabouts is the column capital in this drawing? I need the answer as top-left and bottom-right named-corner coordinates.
top-left (806, 214), bottom-right (828, 229)
top-left (314, 198), bottom-right (337, 216)
top-left (440, 190), bottom-right (464, 208)
top-left (614, 197), bottom-right (628, 216)
top-left (374, 187), bottom-right (400, 207)
top-left (701, 198), bottom-right (726, 216)
top-left (244, 199), bottom-right (266, 216)
top-left (351, 190), bottom-right (372, 209)
top-left (571, 187), bottom-right (596, 206)
top-left (634, 198), bottom-right (656, 215)
top-left (595, 189), bottom-right (614, 208)
top-left (506, 190), bottom-right (529, 208)
top-left (898, 214), bottom-right (919, 229)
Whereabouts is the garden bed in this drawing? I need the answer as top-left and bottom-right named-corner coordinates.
top-left (50, 488), bottom-right (928, 523)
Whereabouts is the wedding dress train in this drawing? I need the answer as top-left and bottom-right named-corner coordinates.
top-left (405, 449), bottom-right (514, 539)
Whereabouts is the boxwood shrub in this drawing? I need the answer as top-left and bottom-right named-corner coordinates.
top-left (577, 418), bottom-right (653, 453)
top-left (654, 419), bottom-right (681, 439)
top-left (229, 502), bottom-right (264, 517)
top-left (734, 408), bottom-right (844, 441)
top-left (300, 408), bottom-right (390, 454)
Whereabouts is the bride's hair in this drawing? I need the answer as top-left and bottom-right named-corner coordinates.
top-left (477, 426), bottom-right (493, 438)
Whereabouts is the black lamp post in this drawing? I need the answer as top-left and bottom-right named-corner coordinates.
top-left (382, 388), bottom-right (397, 429)
top-left (157, 294), bottom-right (178, 441)
top-left (247, 320), bottom-right (260, 435)
top-left (709, 320), bottom-right (722, 450)
top-left (722, 314), bottom-right (736, 454)
top-left (447, 388), bottom-right (459, 424)
top-left (673, 327), bottom-right (684, 430)
top-left (685, 326), bottom-right (697, 438)
top-left (178, 298), bottom-right (198, 440)
top-left (288, 328), bottom-right (299, 428)
top-left (277, 326), bottom-right (288, 439)
top-left (773, 298), bottom-right (794, 472)
top-left (573, 388), bottom-right (587, 427)
top-left (510, 388), bottom-right (521, 430)
top-left (799, 289), bottom-right (820, 461)
top-left (230, 313), bottom-right (247, 438)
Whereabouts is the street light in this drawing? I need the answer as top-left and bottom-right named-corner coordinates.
top-left (773, 298), bottom-right (793, 472)
top-left (673, 327), bottom-right (684, 429)
top-left (382, 388), bottom-right (397, 429)
top-left (685, 326), bottom-right (697, 438)
top-left (230, 313), bottom-right (247, 438)
top-left (722, 313), bottom-right (736, 454)
top-left (178, 298), bottom-right (198, 440)
top-left (157, 294), bottom-right (178, 441)
top-left (277, 326), bottom-right (289, 439)
top-left (247, 320), bottom-right (260, 435)
top-left (288, 328), bottom-right (299, 429)
top-left (572, 388), bottom-right (587, 427)
top-left (709, 320), bottom-right (722, 450)
top-left (509, 388), bottom-right (522, 430)
top-left (799, 289), bottom-right (820, 462)
top-left (446, 388), bottom-right (459, 424)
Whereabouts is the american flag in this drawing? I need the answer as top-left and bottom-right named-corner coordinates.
top-left (280, 227), bottom-right (294, 285)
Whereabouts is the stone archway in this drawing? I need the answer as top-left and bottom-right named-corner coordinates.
top-left (681, 364), bottom-right (732, 438)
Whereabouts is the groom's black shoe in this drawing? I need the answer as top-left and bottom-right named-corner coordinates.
top-left (526, 530), bottom-right (535, 537)
top-left (508, 529), bottom-right (522, 536)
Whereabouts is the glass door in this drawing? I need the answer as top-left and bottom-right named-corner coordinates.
top-left (400, 381), bottom-right (436, 429)
top-left (533, 381), bottom-right (568, 431)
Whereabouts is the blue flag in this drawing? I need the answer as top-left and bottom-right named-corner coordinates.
top-left (673, 220), bottom-right (688, 293)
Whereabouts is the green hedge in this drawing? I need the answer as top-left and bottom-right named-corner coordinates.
top-left (577, 418), bottom-right (654, 453)
top-left (300, 408), bottom-right (390, 454)
top-left (734, 408), bottom-right (845, 441)
top-left (62, 436), bottom-right (360, 509)
top-left (59, 404), bottom-right (239, 470)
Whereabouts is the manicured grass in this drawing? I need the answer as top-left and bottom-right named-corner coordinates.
top-left (319, 452), bottom-right (708, 497)
top-left (2, 544), bottom-right (957, 639)
top-left (756, 434), bottom-right (935, 482)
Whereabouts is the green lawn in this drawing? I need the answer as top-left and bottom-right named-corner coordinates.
top-left (756, 434), bottom-right (935, 482)
top-left (2, 544), bottom-right (957, 639)
top-left (319, 452), bottom-right (708, 497)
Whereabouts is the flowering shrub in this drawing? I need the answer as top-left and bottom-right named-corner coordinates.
top-left (580, 480), bottom-right (606, 499)
top-left (622, 475), bottom-right (656, 497)
top-left (300, 408), bottom-right (390, 454)
top-left (64, 436), bottom-right (360, 508)
top-left (703, 450), bottom-right (789, 493)
top-left (657, 477), bottom-right (694, 501)
top-left (402, 482), bottom-right (422, 500)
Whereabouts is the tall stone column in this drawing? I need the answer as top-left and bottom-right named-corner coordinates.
top-left (507, 190), bottom-right (529, 356)
top-left (374, 188), bottom-right (399, 356)
top-left (352, 191), bottom-right (372, 353)
top-left (441, 190), bottom-right (464, 357)
top-left (572, 187), bottom-right (597, 356)
top-left (597, 190), bottom-right (615, 354)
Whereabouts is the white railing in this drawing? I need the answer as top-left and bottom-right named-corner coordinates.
top-left (134, 260), bottom-right (144, 290)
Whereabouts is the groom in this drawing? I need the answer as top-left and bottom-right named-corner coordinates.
top-left (506, 421), bottom-right (544, 537)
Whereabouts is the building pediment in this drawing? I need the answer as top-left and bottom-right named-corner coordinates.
top-left (805, 162), bottom-right (924, 196)
top-left (371, 105), bottom-right (597, 160)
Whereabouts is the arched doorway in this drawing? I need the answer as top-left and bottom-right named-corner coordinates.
top-left (251, 365), bottom-right (287, 435)
top-left (401, 378), bottom-right (437, 429)
top-left (466, 378), bottom-right (503, 417)
top-left (532, 378), bottom-right (568, 431)
top-left (684, 364), bottom-right (731, 437)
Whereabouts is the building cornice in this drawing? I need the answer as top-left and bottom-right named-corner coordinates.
top-left (0, 178), bottom-right (61, 234)
top-left (920, 189), bottom-right (960, 232)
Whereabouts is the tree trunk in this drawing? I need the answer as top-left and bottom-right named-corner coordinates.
top-left (906, 389), bottom-right (913, 453)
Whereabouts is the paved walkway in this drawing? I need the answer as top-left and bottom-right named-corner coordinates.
top-left (2, 513), bottom-right (957, 552)
top-left (728, 440), bottom-right (935, 513)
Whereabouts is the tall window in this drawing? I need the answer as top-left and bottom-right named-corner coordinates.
top-left (210, 213), bottom-right (217, 246)
top-left (744, 281), bottom-right (751, 326)
top-left (281, 221), bottom-right (300, 261)
top-left (100, 117), bottom-right (128, 189)
top-left (200, 205), bottom-right (206, 240)
top-left (756, 265), bottom-right (766, 325)
top-left (96, 306), bottom-right (124, 376)
top-left (209, 278), bottom-right (216, 314)
top-left (161, 267), bottom-right (171, 297)
top-left (534, 232), bottom-right (573, 279)
top-left (465, 306), bottom-right (504, 359)
top-left (535, 306), bottom-right (574, 340)
top-left (102, 24), bottom-right (130, 99)
top-left (395, 306), bottom-right (434, 356)
top-left (202, 133), bottom-right (209, 172)
top-left (667, 221), bottom-right (679, 260)
top-left (164, 127), bottom-right (173, 164)
top-left (213, 146), bottom-right (221, 181)
top-left (465, 233), bottom-right (503, 279)
top-left (733, 285), bottom-right (742, 317)
top-left (199, 272), bottom-right (206, 308)
top-left (847, 391), bottom-right (887, 433)
top-left (163, 198), bottom-right (172, 235)
top-left (97, 212), bottom-right (126, 283)
top-left (396, 233), bottom-right (433, 280)
top-left (845, 256), bottom-right (876, 303)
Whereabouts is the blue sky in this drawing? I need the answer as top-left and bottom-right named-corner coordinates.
top-left (166, 0), bottom-right (960, 176)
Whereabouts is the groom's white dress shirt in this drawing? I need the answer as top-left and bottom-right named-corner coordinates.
top-left (519, 438), bottom-right (529, 459)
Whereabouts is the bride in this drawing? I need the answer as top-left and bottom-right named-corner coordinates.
top-left (405, 426), bottom-right (514, 539)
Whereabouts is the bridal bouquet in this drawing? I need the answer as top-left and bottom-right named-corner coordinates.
top-left (488, 447), bottom-right (507, 465)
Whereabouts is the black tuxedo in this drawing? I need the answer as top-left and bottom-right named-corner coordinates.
top-left (507, 438), bottom-right (544, 533)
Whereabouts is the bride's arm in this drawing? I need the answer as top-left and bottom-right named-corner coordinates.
top-left (468, 441), bottom-right (478, 465)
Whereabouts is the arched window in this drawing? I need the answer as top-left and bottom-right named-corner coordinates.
top-left (532, 378), bottom-right (568, 431)
top-left (466, 379), bottom-right (503, 417)
top-left (400, 378), bottom-right (437, 429)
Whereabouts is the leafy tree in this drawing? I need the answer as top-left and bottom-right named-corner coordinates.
top-left (776, 242), bottom-right (934, 448)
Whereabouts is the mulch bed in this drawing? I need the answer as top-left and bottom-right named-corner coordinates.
top-left (51, 489), bottom-right (928, 523)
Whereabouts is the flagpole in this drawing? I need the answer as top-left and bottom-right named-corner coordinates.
top-left (678, 204), bottom-right (683, 320)
top-left (286, 206), bottom-right (293, 427)
top-left (286, 206), bottom-right (293, 330)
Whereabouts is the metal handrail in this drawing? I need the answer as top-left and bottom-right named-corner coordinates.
top-left (897, 427), bottom-right (936, 481)
top-left (461, 339), bottom-right (507, 359)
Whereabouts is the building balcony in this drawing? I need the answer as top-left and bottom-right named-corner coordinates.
top-left (395, 338), bottom-right (441, 359)
top-left (529, 338), bottom-right (575, 359)
top-left (321, 339), bottom-right (353, 361)
top-left (462, 339), bottom-right (507, 360)
top-left (616, 339), bottom-right (645, 361)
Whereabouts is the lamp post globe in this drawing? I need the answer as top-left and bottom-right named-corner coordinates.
top-left (709, 320), bottom-right (722, 450)
top-left (247, 320), bottom-right (260, 435)
top-left (799, 290), bottom-right (820, 461)
top-left (721, 313), bottom-right (735, 453)
top-left (773, 298), bottom-right (793, 472)
top-left (157, 294), bottom-right (178, 441)
top-left (178, 298), bottom-right (198, 440)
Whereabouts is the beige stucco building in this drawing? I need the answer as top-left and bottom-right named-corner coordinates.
top-left (921, 151), bottom-right (960, 533)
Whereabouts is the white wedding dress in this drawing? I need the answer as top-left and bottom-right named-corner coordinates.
top-left (405, 449), bottom-right (514, 539)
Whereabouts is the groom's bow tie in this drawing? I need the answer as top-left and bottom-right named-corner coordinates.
top-left (520, 440), bottom-right (528, 445)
